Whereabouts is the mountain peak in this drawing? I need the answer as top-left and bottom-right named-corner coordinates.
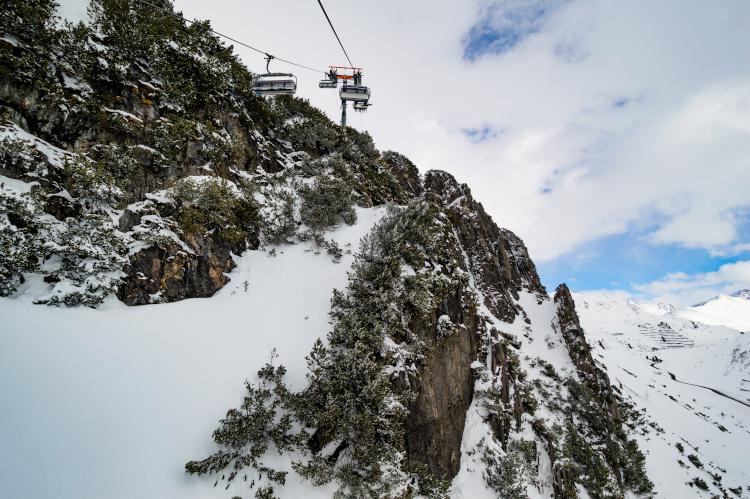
top-left (730, 289), bottom-right (750, 300)
top-left (693, 289), bottom-right (750, 308)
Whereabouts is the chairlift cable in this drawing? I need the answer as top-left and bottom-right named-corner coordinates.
top-left (316, 0), bottom-right (354, 68)
top-left (139, 0), bottom-right (326, 74)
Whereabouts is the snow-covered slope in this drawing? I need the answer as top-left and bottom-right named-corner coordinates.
top-left (675, 291), bottom-right (750, 332)
top-left (634, 301), bottom-right (676, 316)
top-left (0, 207), bottom-right (384, 499)
top-left (451, 292), bottom-right (585, 499)
top-left (575, 291), bottom-right (750, 497)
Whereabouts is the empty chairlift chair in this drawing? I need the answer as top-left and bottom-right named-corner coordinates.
top-left (252, 54), bottom-right (297, 96)
top-left (319, 78), bottom-right (337, 89)
top-left (252, 73), bottom-right (297, 96)
top-left (339, 84), bottom-right (371, 103)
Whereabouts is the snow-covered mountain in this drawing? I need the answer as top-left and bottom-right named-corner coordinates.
top-left (1, 2), bottom-right (747, 499)
top-left (575, 291), bottom-right (750, 497)
top-left (631, 301), bottom-right (676, 317)
top-left (623, 289), bottom-right (750, 333)
top-left (675, 291), bottom-right (750, 332)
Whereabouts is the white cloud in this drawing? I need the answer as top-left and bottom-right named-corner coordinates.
top-left (57, 0), bottom-right (750, 265)
top-left (633, 260), bottom-right (750, 306)
top-left (709, 243), bottom-right (750, 258)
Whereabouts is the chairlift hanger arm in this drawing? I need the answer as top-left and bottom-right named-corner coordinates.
top-left (327, 66), bottom-right (365, 82)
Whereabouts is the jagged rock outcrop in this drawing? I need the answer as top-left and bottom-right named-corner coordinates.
top-left (116, 228), bottom-right (259, 305)
top-left (424, 170), bottom-right (546, 321)
top-left (402, 169), bottom-right (548, 479)
top-left (381, 151), bottom-right (423, 197)
top-left (550, 283), bottom-right (649, 497)
top-left (405, 278), bottom-right (480, 478)
top-left (554, 283), bottom-right (621, 424)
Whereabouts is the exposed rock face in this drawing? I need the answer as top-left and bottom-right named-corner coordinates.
top-left (116, 229), bottom-right (259, 305)
top-left (486, 331), bottom-right (527, 449)
top-left (397, 191), bottom-right (642, 491)
top-left (381, 151), bottom-right (423, 197)
top-left (402, 169), bottom-right (548, 480)
top-left (405, 284), bottom-right (480, 478)
top-left (424, 170), bottom-right (547, 321)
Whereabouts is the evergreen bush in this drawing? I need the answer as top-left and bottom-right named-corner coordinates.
top-left (299, 175), bottom-right (356, 231)
top-left (172, 177), bottom-right (259, 245)
top-left (0, 192), bottom-right (43, 295)
top-left (481, 447), bottom-right (528, 498)
top-left (37, 213), bottom-right (127, 307)
top-left (259, 185), bottom-right (297, 244)
top-left (185, 360), bottom-right (302, 498)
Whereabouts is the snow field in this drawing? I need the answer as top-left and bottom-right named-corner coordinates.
top-left (0, 207), bottom-right (385, 499)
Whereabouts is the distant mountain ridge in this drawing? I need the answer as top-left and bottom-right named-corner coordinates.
top-left (677, 290), bottom-right (750, 332)
top-left (619, 289), bottom-right (750, 333)
top-left (692, 288), bottom-right (750, 307)
top-left (573, 289), bottom-right (750, 496)
top-left (629, 300), bottom-right (676, 316)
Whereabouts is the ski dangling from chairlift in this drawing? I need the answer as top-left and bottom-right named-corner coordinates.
top-left (252, 54), bottom-right (297, 96)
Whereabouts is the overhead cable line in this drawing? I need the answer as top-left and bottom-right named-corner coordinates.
top-left (316, 0), bottom-right (354, 68)
top-left (139, 0), bottom-right (326, 74)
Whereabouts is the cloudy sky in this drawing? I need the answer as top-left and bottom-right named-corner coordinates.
top-left (58, 0), bottom-right (750, 305)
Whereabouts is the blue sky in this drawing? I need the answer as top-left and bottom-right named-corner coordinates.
top-left (461, 125), bottom-right (499, 143)
top-left (537, 230), bottom-right (750, 296)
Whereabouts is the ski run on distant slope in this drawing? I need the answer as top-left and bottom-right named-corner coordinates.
top-left (575, 291), bottom-right (750, 497)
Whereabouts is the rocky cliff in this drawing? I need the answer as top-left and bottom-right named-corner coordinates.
top-left (0, 1), bottom-right (652, 497)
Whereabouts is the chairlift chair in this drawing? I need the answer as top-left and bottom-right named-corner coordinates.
top-left (339, 84), bottom-right (371, 103)
top-left (253, 73), bottom-right (297, 96)
top-left (328, 66), bottom-right (371, 125)
top-left (252, 54), bottom-right (297, 96)
top-left (319, 69), bottom-right (338, 88)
